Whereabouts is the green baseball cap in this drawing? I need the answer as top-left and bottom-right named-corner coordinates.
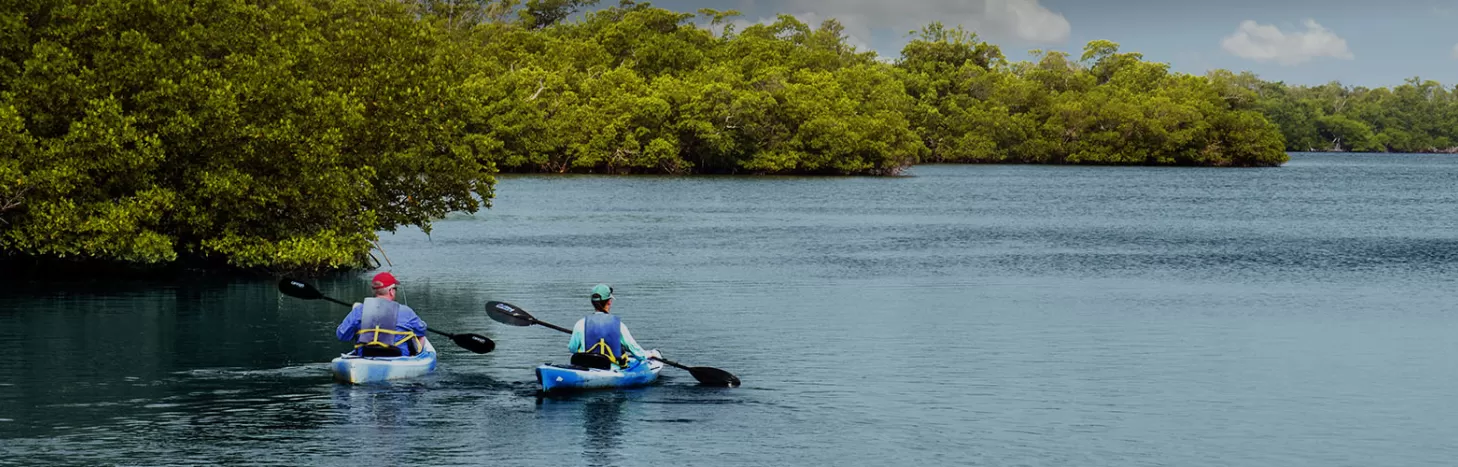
top-left (590, 284), bottom-right (614, 302)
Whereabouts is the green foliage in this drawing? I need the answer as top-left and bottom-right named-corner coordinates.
top-left (38, 0), bottom-right (1452, 271)
top-left (898, 37), bottom-right (1287, 166)
top-left (469, 8), bottom-right (918, 175)
top-left (4, 0), bottom-right (496, 271)
top-left (469, 9), bottom-right (1292, 174)
top-left (900, 23), bottom-right (1004, 74)
top-left (1225, 74), bottom-right (1458, 153)
top-left (520, 0), bottom-right (598, 29)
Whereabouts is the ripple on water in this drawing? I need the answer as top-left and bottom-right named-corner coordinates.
top-left (3, 156), bottom-right (1457, 467)
top-left (175, 365), bottom-right (328, 380)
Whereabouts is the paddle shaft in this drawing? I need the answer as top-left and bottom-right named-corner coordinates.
top-left (649, 356), bottom-right (693, 371)
top-left (525, 316), bottom-right (573, 334)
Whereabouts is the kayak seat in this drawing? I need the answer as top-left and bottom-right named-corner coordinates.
top-left (359, 345), bottom-right (407, 358)
top-left (570, 353), bottom-right (614, 370)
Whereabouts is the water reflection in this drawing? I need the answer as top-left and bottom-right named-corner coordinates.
top-left (581, 394), bottom-right (629, 467)
top-left (331, 383), bottom-right (427, 428)
top-left (537, 392), bottom-right (633, 467)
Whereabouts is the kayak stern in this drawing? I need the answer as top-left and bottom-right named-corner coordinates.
top-left (329, 341), bottom-right (438, 384)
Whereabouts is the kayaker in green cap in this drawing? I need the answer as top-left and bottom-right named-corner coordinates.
top-left (568, 284), bottom-right (658, 367)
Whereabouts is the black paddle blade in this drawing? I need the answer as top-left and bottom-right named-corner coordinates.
top-left (278, 278), bottom-right (323, 300)
top-left (570, 353), bottom-right (614, 370)
top-left (452, 333), bottom-right (496, 354)
top-left (485, 301), bottom-right (536, 327)
top-left (687, 367), bottom-right (741, 387)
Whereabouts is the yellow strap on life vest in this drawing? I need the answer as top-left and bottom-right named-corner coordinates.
top-left (585, 338), bottom-right (620, 366)
top-left (355, 325), bottom-right (420, 352)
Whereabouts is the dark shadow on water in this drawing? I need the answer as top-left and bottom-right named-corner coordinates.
top-left (535, 391), bottom-right (635, 467)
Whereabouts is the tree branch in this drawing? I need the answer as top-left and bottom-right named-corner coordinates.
top-left (526, 79), bottom-right (546, 101)
top-left (0, 186), bottom-right (29, 212)
top-left (371, 239), bottom-right (394, 267)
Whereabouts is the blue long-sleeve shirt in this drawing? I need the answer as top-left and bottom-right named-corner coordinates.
top-left (336, 301), bottom-right (428, 355)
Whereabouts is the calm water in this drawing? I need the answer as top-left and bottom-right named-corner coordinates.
top-left (2, 153), bottom-right (1456, 466)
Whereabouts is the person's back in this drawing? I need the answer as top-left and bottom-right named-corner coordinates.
top-left (568, 284), bottom-right (655, 367)
top-left (336, 272), bottom-right (429, 356)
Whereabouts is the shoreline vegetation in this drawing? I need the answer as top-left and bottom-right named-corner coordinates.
top-left (2, 0), bottom-right (1453, 272)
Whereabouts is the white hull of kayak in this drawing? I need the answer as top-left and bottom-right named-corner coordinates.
top-left (329, 341), bottom-right (437, 384)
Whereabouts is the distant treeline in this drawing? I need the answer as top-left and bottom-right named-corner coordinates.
top-left (1210, 73), bottom-right (1458, 153)
top-left (460, 3), bottom-right (1293, 172)
top-left (0, 0), bottom-right (1435, 271)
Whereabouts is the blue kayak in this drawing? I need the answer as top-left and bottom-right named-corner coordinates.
top-left (536, 357), bottom-right (663, 392)
top-left (330, 340), bottom-right (438, 384)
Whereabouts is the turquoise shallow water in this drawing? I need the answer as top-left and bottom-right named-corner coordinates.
top-left (2, 153), bottom-right (1456, 466)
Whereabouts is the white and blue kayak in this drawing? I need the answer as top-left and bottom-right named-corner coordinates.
top-left (536, 357), bottom-right (663, 393)
top-left (330, 340), bottom-right (438, 384)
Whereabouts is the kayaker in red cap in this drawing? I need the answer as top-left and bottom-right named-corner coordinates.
top-left (335, 272), bottom-right (431, 357)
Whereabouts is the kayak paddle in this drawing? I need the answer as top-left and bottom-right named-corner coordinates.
top-left (278, 278), bottom-right (497, 354)
top-left (485, 300), bottom-right (740, 387)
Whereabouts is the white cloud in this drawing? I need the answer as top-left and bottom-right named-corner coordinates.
top-left (1220, 19), bottom-right (1354, 65)
top-left (1452, 43), bottom-right (1458, 59)
top-left (739, 0), bottom-right (1071, 45)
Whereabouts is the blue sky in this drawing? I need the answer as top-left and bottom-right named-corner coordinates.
top-left (632, 0), bottom-right (1457, 88)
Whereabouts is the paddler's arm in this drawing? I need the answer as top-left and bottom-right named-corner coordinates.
top-left (567, 319), bottom-right (586, 353)
top-left (619, 323), bottom-right (648, 359)
top-left (400, 307), bottom-right (429, 354)
top-left (335, 303), bottom-right (363, 342)
top-left (402, 310), bottom-right (428, 338)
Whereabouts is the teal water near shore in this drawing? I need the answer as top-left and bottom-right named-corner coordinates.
top-left (2, 153), bottom-right (1455, 466)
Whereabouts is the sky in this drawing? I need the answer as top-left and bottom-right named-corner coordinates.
top-left (630, 0), bottom-right (1458, 88)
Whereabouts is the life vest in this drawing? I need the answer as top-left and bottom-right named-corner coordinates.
top-left (582, 313), bottom-right (624, 365)
top-left (355, 298), bottom-right (418, 356)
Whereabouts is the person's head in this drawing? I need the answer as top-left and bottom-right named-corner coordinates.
top-left (590, 284), bottom-right (613, 312)
top-left (371, 272), bottom-right (400, 300)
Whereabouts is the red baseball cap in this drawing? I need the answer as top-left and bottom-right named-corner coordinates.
top-left (371, 272), bottom-right (399, 290)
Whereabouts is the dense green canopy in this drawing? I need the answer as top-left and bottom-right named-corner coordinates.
top-left (2, 0), bottom-right (494, 271)
top-left (0, 0), bottom-right (1438, 271)
top-left (465, 5), bottom-right (1289, 172)
top-left (1205, 72), bottom-right (1458, 153)
top-left (896, 31), bottom-right (1288, 166)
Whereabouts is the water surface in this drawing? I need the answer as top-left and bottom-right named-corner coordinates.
top-left (2, 153), bottom-right (1456, 466)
